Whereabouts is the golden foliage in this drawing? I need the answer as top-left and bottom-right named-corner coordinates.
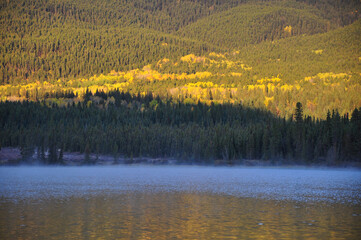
top-left (209, 52), bottom-right (226, 58)
top-left (264, 96), bottom-right (274, 107)
top-left (230, 72), bottom-right (242, 77)
top-left (257, 76), bottom-right (281, 84)
top-left (312, 49), bottom-right (323, 55)
top-left (280, 84), bottom-right (294, 91)
top-left (186, 82), bottom-right (217, 88)
top-left (284, 25), bottom-right (292, 34)
top-left (180, 54), bottom-right (206, 63)
top-left (2, 53), bottom-right (360, 120)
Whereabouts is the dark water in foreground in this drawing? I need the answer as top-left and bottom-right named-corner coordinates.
top-left (0, 166), bottom-right (360, 239)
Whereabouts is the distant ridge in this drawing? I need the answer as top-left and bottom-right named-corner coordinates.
top-left (177, 1), bottom-right (332, 49)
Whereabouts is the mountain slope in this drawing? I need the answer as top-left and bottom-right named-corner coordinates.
top-left (1, 0), bottom-right (360, 85)
top-left (238, 18), bottom-right (361, 81)
top-left (2, 20), bottom-right (360, 119)
top-left (177, 1), bottom-right (333, 49)
top-left (0, 0), bottom-right (361, 119)
top-left (0, 19), bottom-right (220, 85)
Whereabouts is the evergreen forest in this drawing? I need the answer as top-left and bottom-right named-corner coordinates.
top-left (1, 0), bottom-right (361, 164)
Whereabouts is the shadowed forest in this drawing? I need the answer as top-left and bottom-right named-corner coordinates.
top-left (1, 91), bottom-right (360, 165)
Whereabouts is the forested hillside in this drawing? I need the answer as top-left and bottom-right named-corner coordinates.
top-left (1, 19), bottom-right (360, 119)
top-left (178, 1), bottom-right (332, 49)
top-left (1, 0), bottom-right (360, 84)
top-left (1, 0), bottom-right (361, 164)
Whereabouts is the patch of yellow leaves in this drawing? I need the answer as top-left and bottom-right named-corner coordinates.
top-left (264, 96), bottom-right (274, 107)
top-left (312, 49), bottom-right (323, 55)
top-left (257, 76), bottom-right (281, 84)
top-left (209, 52), bottom-right (226, 58)
top-left (284, 25), bottom-right (292, 34)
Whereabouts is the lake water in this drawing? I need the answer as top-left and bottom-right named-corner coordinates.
top-left (0, 166), bottom-right (361, 239)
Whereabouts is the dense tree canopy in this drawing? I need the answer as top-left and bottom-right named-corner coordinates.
top-left (1, 0), bottom-right (361, 164)
top-left (1, 0), bottom-right (360, 84)
top-left (1, 92), bottom-right (360, 164)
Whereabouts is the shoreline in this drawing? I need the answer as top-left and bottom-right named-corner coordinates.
top-left (1, 147), bottom-right (360, 169)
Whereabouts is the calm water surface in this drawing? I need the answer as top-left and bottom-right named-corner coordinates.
top-left (0, 166), bottom-right (361, 239)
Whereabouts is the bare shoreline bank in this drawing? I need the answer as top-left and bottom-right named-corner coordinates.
top-left (1, 147), bottom-right (360, 168)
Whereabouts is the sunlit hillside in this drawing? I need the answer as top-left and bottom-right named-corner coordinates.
top-left (1, 19), bottom-right (360, 119)
top-left (0, 0), bottom-right (360, 119)
top-left (177, 1), bottom-right (332, 49)
top-left (1, 0), bottom-right (360, 84)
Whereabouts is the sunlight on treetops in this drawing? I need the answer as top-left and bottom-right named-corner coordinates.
top-left (312, 49), bottom-right (323, 55)
top-left (230, 72), bottom-right (243, 77)
top-left (267, 83), bottom-right (276, 92)
top-left (240, 64), bottom-right (252, 71)
top-left (156, 58), bottom-right (170, 68)
top-left (180, 54), bottom-right (206, 63)
top-left (247, 84), bottom-right (267, 92)
top-left (186, 82), bottom-right (217, 88)
top-left (209, 52), bottom-right (226, 58)
top-left (264, 96), bottom-right (274, 107)
top-left (280, 84), bottom-right (294, 91)
top-left (303, 73), bottom-right (350, 84)
top-left (257, 76), bottom-right (281, 84)
top-left (284, 25), bottom-right (292, 35)
top-left (316, 72), bottom-right (349, 79)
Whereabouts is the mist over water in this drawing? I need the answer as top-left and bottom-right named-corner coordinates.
top-left (1, 166), bottom-right (361, 239)
top-left (1, 166), bottom-right (360, 203)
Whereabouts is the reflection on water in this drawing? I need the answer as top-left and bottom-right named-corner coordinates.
top-left (1, 193), bottom-right (361, 239)
top-left (0, 166), bottom-right (361, 239)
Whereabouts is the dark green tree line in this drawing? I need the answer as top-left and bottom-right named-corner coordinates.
top-left (1, 93), bottom-right (360, 164)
